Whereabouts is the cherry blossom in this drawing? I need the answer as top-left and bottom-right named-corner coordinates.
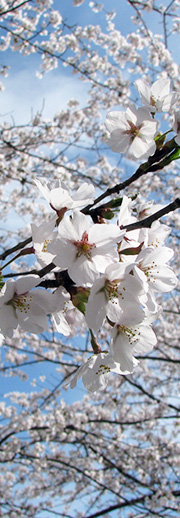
top-left (105, 105), bottom-right (158, 159)
top-left (85, 262), bottom-right (146, 332)
top-left (137, 199), bottom-right (164, 219)
top-left (135, 247), bottom-right (178, 293)
top-left (0, 0), bottom-right (179, 515)
top-left (51, 286), bottom-right (85, 336)
top-left (119, 198), bottom-right (171, 252)
top-left (110, 320), bottom-right (157, 372)
top-left (70, 351), bottom-right (131, 392)
top-left (51, 286), bottom-right (72, 335)
top-left (135, 77), bottom-right (176, 113)
top-left (48, 210), bottom-right (124, 285)
top-left (0, 276), bottom-right (53, 337)
top-left (118, 195), bottom-right (136, 227)
top-left (139, 220), bottom-right (171, 249)
top-left (31, 216), bottom-right (57, 267)
top-left (65, 302), bottom-right (86, 335)
top-left (35, 178), bottom-right (95, 215)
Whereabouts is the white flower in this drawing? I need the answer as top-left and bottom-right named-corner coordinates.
top-left (139, 221), bottom-right (171, 249)
top-left (135, 247), bottom-right (178, 293)
top-left (48, 210), bottom-right (124, 286)
top-left (118, 195), bottom-right (136, 227)
top-left (65, 304), bottom-right (86, 336)
top-left (35, 178), bottom-right (95, 214)
top-left (105, 105), bottom-right (158, 159)
top-left (110, 321), bottom-right (157, 372)
top-left (137, 200), bottom-right (164, 219)
top-left (0, 276), bottom-right (53, 337)
top-left (85, 262), bottom-right (145, 332)
top-left (31, 216), bottom-right (57, 267)
top-left (135, 77), bottom-right (176, 113)
top-left (51, 287), bottom-right (76, 336)
top-left (70, 352), bottom-right (130, 392)
top-left (125, 198), bottom-right (171, 250)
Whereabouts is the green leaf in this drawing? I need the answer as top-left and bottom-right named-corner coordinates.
top-left (119, 242), bottom-right (144, 255)
top-left (71, 287), bottom-right (90, 314)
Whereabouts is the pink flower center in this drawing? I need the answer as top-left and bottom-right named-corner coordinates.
top-left (73, 231), bottom-right (96, 259)
top-left (125, 121), bottom-right (143, 141)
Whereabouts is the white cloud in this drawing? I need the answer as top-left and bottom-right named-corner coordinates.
top-left (0, 66), bottom-right (88, 124)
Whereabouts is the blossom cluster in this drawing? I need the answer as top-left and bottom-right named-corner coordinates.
top-left (0, 77), bottom-right (179, 392)
top-left (105, 77), bottom-right (178, 159)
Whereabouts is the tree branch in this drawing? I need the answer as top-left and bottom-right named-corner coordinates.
top-left (122, 197), bottom-right (180, 232)
top-left (0, 237), bottom-right (32, 261)
top-left (83, 140), bottom-right (179, 213)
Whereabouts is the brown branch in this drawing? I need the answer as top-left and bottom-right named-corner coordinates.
top-left (86, 493), bottom-right (154, 518)
top-left (0, 0), bottom-right (31, 17)
top-left (37, 262), bottom-right (56, 278)
top-left (83, 140), bottom-right (178, 213)
top-left (122, 197), bottom-right (180, 232)
top-left (0, 237), bottom-right (32, 261)
top-left (125, 377), bottom-right (180, 412)
top-left (1, 197), bottom-right (179, 283)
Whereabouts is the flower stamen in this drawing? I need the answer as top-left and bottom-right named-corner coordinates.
top-left (73, 231), bottom-right (96, 259)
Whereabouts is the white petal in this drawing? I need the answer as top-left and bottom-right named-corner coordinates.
top-left (92, 250), bottom-right (119, 273)
top-left (52, 313), bottom-right (72, 336)
top-left (68, 255), bottom-right (98, 286)
top-left (18, 309), bottom-right (49, 333)
top-left (139, 246), bottom-right (174, 266)
top-left (15, 275), bottom-right (41, 295)
top-left (0, 305), bottom-right (17, 337)
top-left (148, 265), bottom-right (178, 292)
top-left (50, 187), bottom-right (72, 209)
top-left (90, 223), bottom-right (123, 246)
top-left (48, 239), bottom-right (77, 268)
top-left (85, 289), bottom-right (107, 331)
top-left (133, 324), bottom-right (157, 354)
top-left (58, 210), bottom-right (91, 241)
top-left (151, 77), bottom-right (170, 98)
top-left (107, 299), bottom-right (145, 326)
top-left (72, 183), bottom-right (95, 207)
top-left (105, 111), bottom-right (128, 132)
top-left (28, 288), bottom-right (53, 311)
top-left (135, 79), bottom-right (151, 105)
top-left (34, 178), bottom-right (50, 202)
top-left (130, 136), bottom-right (148, 159)
top-left (107, 131), bottom-right (130, 153)
top-left (0, 280), bottom-right (15, 305)
top-left (105, 262), bottom-right (128, 282)
top-left (126, 105), bottom-right (138, 124)
top-left (111, 330), bottom-right (134, 373)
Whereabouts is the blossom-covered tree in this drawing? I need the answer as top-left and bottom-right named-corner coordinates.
top-left (0, 1), bottom-right (180, 517)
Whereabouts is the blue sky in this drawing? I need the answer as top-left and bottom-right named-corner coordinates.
top-left (0, 3), bottom-right (179, 517)
top-left (0, 0), bottom-right (179, 399)
top-left (0, 0), bottom-right (178, 126)
top-left (0, 0), bottom-right (136, 124)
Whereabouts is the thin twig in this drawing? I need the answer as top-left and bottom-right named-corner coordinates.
top-left (0, 237), bottom-right (32, 261)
